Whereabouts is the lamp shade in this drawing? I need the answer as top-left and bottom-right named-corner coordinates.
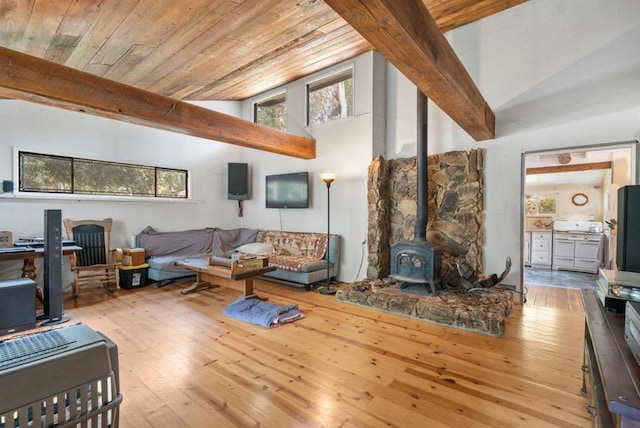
top-left (320, 172), bottom-right (336, 186)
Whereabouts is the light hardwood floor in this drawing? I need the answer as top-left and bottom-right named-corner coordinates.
top-left (523, 283), bottom-right (586, 312)
top-left (56, 280), bottom-right (591, 427)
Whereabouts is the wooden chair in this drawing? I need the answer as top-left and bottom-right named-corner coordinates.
top-left (63, 218), bottom-right (123, 297)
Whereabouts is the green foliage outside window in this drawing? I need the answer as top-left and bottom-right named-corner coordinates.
top-left (525, 194), bottom-right (537, 215)
top-left (525, 193), bottom-right (557, 215)
top-left (254, 92), bottom-right (287, 131)
top-left (156, 168), bottom-right (188, 198)
top-left (19, 152), bottom-right (188, 198)
top-left (537, 194), bottom-right (557, 214)
top-left (20, 153), bottom-right (72, 193)
top-left (307, 69), bottom-right (353, 126)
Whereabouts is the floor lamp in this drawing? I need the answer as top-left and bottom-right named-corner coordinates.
top-left (318, 172), bottom-right (336, 295)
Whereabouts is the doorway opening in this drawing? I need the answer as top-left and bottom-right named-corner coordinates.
top-left (520, 141), bottom-right (638, 294)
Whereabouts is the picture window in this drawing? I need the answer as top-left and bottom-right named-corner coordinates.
top-left (18, 151), bottom-right (188, 199)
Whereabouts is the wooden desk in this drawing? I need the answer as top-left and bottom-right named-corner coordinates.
top-left (581, 289), bottom-right (640, 426)
top-left (0, 246), bottom-right (82, 280)
top-left (0, 246), bottom-right (82, 303)
top-left (176, 257), bottom-right (276, 299)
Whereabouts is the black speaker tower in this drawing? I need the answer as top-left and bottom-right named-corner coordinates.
top-left (617, 185), bottom-right (640, 273)
top-left (228, 163), bottom-right (249, 201)
top-left (41, 209), bottom-right (69, 325)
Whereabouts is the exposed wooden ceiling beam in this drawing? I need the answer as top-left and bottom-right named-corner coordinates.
top-left (324, 0), bottom-right (495, 141)
top-left (0, 46), bottom-right (316, 159)
top-left (526, 161), bottom-right (612, 175)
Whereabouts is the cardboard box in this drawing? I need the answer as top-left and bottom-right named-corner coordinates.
top-left (237, 258), bottom-right (268, 271)
top-left (0, 231), bottom-right (12, 248)
top-left (119, 264), bottom-right (149, 289)
top-left (122, 248), bottom-right (145, 266)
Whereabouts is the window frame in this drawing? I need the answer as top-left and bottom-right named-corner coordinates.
top-left (306, 67), bottom-right (354, 127)
top-left (13, 149), bottom-right (190, 201)
top-left (525, 193), bottom-right (558, 216)
top-left (253, 90), bottom-right (287, 131)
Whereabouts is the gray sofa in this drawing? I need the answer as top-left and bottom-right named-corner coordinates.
top-left (136, 227), bottom-right (340, 291)
top-left (255, 230), bottom-right (340, 290)
top-left (137, 226), bottom-right (258, 285)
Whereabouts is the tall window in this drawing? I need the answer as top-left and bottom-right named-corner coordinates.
top-left (254, 92), bottom-right (287, 131)
top-left (525, 193), bottom-right (557, 215)
top-left (19, 151), bottom-right (188, 198)
top-left (307, 68), bottom-right (353, 126)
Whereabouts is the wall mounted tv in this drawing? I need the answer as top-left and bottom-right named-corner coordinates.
top-left (266, 172), bottom-right (309, 208)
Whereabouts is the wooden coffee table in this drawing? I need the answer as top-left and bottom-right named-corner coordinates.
top-left (175, 257), bottom-right (275, 299)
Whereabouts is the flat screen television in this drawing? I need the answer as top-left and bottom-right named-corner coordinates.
top-left (266, 172), bottom-right (309, 208)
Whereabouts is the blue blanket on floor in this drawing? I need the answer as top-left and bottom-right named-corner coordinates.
top-left (223, 298), bottom-right (304, 328)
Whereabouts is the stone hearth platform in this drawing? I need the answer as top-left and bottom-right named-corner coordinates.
top-left (336, 279), bottom-right (513, 336)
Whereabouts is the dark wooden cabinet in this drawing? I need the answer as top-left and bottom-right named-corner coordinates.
top-left (582, 290), bottom-right (640, 427)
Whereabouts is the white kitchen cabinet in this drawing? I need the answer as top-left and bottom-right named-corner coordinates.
top-left (530, 231), bottom-right (552, 269)
top-left (524, 232), bottom-right (531, 266)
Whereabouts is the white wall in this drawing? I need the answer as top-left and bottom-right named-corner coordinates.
top-left (526, 184), bottom-right (604, 222)
top-left (385, 0), bottom-right (640, 290)
top-left (0, 100), bottom-right (246, 286)
top-left (239, 52), bottom-right (383, 283)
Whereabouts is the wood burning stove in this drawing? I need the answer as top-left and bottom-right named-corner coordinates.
top-left (390, 241), bottom-right (441, 293)
top-left (389, 90), bottom-right (442, 294)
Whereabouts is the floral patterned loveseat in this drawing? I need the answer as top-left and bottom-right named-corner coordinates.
top-left (257, 230), bottom-right (340, 290)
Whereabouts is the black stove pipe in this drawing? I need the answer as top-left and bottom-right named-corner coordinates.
top-left (415, 90), bottom-right (428, 242)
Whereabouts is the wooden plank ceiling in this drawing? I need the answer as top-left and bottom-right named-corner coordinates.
top-left (0, 0), bottom-right (526, 153)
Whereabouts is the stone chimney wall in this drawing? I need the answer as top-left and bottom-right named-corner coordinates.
top-left (367, 149), bottom-right (484, 283)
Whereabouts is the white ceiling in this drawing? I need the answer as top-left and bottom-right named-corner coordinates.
top-left (524, 146), bottom-right (633, 188)
top-left (525, 169), bottom-right (607, 186)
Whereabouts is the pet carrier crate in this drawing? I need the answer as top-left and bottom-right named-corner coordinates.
top-left (0, 325), bottom-right (122, 428)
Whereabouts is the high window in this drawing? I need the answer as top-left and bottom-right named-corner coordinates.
top-left (19, 151), bottom-right (188, 198)
top-left (254, 92), bottom-right (287, 131)
top-left (307, 68), bottom-right (353, 126)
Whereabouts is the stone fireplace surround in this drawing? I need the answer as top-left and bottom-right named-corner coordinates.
top-left (367, 149), bottom-right (484, 285)
top-left (335, 149), bottom-right (514, 336)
